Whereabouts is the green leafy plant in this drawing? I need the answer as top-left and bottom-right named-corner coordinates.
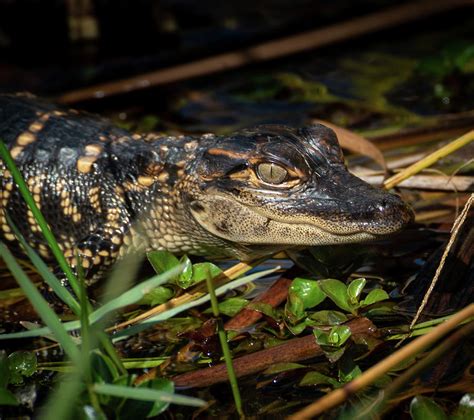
top-left (319, 278), bottom-right (389, 315)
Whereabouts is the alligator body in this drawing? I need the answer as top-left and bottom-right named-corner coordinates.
top-left (0, 94), bottom-right (412, 282)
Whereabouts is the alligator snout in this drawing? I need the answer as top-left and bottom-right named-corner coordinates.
top-left (366, 192), bottom-right (414, 234)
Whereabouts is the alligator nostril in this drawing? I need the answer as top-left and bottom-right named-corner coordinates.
top-left (374, 197), bottom-right (390, 213)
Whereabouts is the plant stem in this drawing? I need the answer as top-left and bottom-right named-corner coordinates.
top-left (383, 130), bottom-right (474, 190)
top-left (205, 270), bottom-right (243, 417)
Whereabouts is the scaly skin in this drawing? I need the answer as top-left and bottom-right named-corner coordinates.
top-left (0, 93), bottom-right (413, 284)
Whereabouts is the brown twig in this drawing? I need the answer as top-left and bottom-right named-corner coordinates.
top-left (409, 193), bottom-right (473, 329)
top-left (379, 320), bottom-right (474, 416)
top-left (359, 174), bottom-right (473, 192)
top-left (224, 277), bottom-right (292, 331)
top-left (172, 317), bottom-right (377, 388)
top-left (383, 130), bottom-right (474, 190)
top-left (110, 258), bottom-right (267, 332)
top-left (288, 303), bottom-right (474, 419)
top-left (57, 0), bottom-right (471, 104)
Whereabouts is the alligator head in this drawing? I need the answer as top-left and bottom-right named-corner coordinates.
top-left (183, 124), bottom-right (413, 259)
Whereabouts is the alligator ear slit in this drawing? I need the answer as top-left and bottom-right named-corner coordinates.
top-left (190, 201), bottom-right (205, 213)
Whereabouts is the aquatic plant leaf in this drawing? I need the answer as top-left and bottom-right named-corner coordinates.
top-left (290, 278), bottom-right (326, 309)
top-left (247, 302), bottom-right (278, 319)
top-left (313, 325), bottom-right (351, 348)
top-left (286, 292), bottom-right (305, 323)
top-left (7, 351), bottom-right (37, 385)
top-left (140, 286), bottom-right (174, 306)
top-left (362, 289), bottom-right (390, 307)
top-left (191, 262), bottom-right (222, 284)
top-left (410, 396), bottom-right (447, 420)
top-left (299, 371), bottom-right (340, 387)
top-left (263, 363), bottom-right (306, 375)
top-left (0, 388), bottom-right (19, 406)
top-left (338, 362), bottom-right (362, 383)
top-left (307, 310), bottom-right (348, 326)
top-left (215, 297), bottom-right (249, 317)
top-left (347, 278), bottom-right (366, 305)
top-left (452, 394), bottom-right (474, 420)
top-left (176, 255), bottom-right (193, 288)
top-left (287, 321), bottom-right (308, 336)
top-left (147, 251), bottom-right (180, 277)
top-left (319, 279), bottom-right (353, 313)
top-left (90, 350), bottom-right (120, 384)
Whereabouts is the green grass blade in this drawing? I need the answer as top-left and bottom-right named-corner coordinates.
top-left (0, 321), bottom-right (79, 340)
top-left (93, 383), bottom-right (206, 407)
top-left (38, 372), bottom-right (84, 420)
top-left (0, 242), bottom-right (81, 365)
top-left (6, 216), bottom-right (80, 315)
top-left (89, 265), bottom-right (183, 325)
top-left (205, 268), bottom-right (243, 416)
top-left (0, 265), bottom-right (185, 340)
top-left (0, 266), bottom-right (279, 341)
top-left (0, 140), bottom-right (80, 297)
top-left (114, 266), bottom-right (279, 339)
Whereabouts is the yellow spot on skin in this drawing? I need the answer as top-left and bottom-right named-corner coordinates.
top-left (77, 156), bottom-right (97, 173)
top-left (38, 244), bottom-right (50, 258)
top-left (29, 122), bottom-right (44, 132)
top-left (137, 176), bottom-right (155, 187)
top-left (93, 256), bottom-right (101, 265)
top-left (17, 132), bottom-right (37, 146)
top-left (72, 213), bottom-right (82, 223)
top-left (5, 182), bottom-right (13, 191)
top-left (157, 172), bottom-right (169, 183)
top-left (82, 249), bottom-right (93, 257)
top-left (64, 249), bottom-right (74, 258)
top-left (4, 233), bottom-right (15, 241)
top-left (10, 146), bottom-right (24, 159)
top-left (85, 144), bottom-right (102, 156)
top-left (111, 236), bottom-right (122, 245)
top-left (3, 170), bottom-right (11, 178)
top-left (82, 259), bottom-right (91, 269)
top-left (122, 181), bottom-right (134, 191)
top-left (98, 250), bottom-right (109, 257)
top-left (2, 224), bottom-right (11, 232)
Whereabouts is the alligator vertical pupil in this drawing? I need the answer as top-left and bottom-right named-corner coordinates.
top-left (257, 162), bottom-right (287, 184)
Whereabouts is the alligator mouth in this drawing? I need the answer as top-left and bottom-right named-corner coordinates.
top-left (246, 199), bottom-right (412, 238)
top-left (190, 187), bottom-right (413, 249)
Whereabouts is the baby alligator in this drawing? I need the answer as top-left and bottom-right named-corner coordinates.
top-left (0, 93), bottom-right (412, 283)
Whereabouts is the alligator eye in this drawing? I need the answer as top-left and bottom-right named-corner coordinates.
top-left (256, 163), bottom-right (288, 184)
